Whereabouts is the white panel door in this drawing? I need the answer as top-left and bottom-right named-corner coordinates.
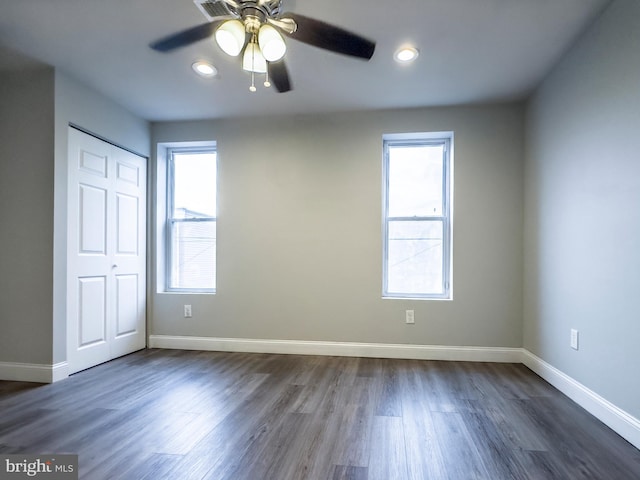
top-left (67, 128), bottom-right (146, 374)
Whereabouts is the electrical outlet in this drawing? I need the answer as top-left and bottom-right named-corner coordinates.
top-left (405, 310), bottom-right (415, 324)
top-left (184, 305), bottom-right (192, 318)
top-left (570, 329), bottom-right (579, 350)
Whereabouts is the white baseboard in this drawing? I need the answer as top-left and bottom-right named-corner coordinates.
top-left (51, 362), bottom-right (70, 382)
top-left (148, 335), bottom-right (640, 450)
top-left (522, 350), bottom-right (640, 450)
top-left (148, 334), bottom-right (523, 363)
top-left (3, 338), bottom-right (638, 452)
top-left (0, 361), bottom-right (69, 383)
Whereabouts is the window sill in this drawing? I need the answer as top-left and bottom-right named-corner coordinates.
top-left (158, 290), bottom-right (216, 295)
top-left (382, 295), bottom-right (452, 301)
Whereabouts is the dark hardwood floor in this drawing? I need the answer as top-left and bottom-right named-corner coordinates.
top-left (1, 349), bottom-right (639, 479)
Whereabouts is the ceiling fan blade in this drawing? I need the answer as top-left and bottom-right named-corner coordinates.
top-left (150, 19), bottom-right (228, 52)
top-left (279, 13), bottom-right (375, 60)
top-left (268, 60), bottom-right (292, 93)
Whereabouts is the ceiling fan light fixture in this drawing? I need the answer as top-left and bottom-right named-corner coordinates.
top-left (215, 20), bottom-right (246, 56)
top-left (242, 42), bottom-right (267, 73)
top-left (394, 46), bottom-right (419, 63)
top-left (258, 24), bottom-right (286, 62)
top-left (150, 2), bottom-right (377, 94)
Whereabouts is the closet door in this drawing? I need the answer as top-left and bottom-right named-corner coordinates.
top-left (67, 128), bottom-right (146, 374)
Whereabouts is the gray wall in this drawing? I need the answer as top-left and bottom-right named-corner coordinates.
top-left (0, 64), bottom-right (149, 367)
top-left (53, 71), bottom-right (150, 364)
top-left (524, 0), bottom-right (640, 418)
top-left (0, 66), bottom-right (56, 364)
top-left (151, 104), bottom-right (524, 348)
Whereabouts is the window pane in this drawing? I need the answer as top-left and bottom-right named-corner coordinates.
top-left (170, 220), bottom-right (216, 290)
top-left (173, 152), bottom-right (217, 218)
top-left (387, 220), bottom-right (443, 295)
top-left (388, 144), bottom-right (444, 217)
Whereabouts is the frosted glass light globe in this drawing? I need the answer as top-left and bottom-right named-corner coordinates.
top-left (215, 20), bottom-right (245, 57)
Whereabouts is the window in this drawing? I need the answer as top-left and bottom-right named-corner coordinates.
top-left (167, 147), bottom-right (217, 292)
top-left (382, 133), bottom-right (452, 299)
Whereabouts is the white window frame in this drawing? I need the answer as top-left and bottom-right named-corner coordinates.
top-left (166, 146), bottom-right (217, 293)
top-left (382, 132), bottom-right (453, 300)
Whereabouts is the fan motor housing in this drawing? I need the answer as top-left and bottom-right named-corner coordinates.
top-left (195, 0), bottom-right (283, 21)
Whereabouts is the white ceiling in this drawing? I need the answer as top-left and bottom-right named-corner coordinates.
top-left (0, 0), bottom-right (611, 121)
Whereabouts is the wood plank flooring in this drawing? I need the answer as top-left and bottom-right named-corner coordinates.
top-left (1, 349), bottom-right (639, 479)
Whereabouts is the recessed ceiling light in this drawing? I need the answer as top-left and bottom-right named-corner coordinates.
top-left (192, 61), bottom-right (218, 78)
top-left (394, 47), bottom-right (419, 63)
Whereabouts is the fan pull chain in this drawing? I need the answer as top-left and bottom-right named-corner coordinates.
top-left (264, 69), bottom-right (271, 88)
top-left (249, 33), bottom-right (258, 92)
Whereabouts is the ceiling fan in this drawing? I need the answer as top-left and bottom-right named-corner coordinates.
top-left (150, 0), bottom-right (376, 93)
